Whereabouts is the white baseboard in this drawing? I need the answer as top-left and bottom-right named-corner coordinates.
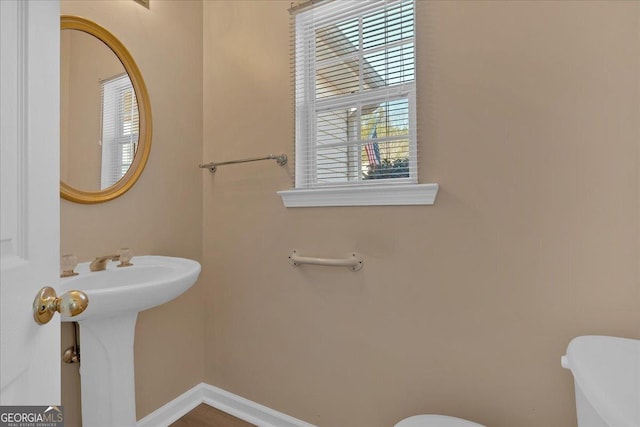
top-left (137, 383), bottom-right (316, 427)
top-left (136, 384), bottom-right (203, 427)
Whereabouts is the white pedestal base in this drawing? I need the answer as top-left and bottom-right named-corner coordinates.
top-left (79, 312), bottom-right (138, 427)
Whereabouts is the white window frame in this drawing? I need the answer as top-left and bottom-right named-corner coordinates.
top-left (100, 74), bottom-right (138, 190)
top-left (278, 0), bottom-right (438, 207)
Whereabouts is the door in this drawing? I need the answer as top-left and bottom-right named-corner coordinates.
top-left (1, 0), bottom-right (61, 405)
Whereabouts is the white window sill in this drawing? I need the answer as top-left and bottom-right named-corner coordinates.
top-left (277, 183), bottom-right (439, 208)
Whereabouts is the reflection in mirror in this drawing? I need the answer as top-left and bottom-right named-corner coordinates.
top-left (60, 15), bottom-right (151, 204)
top-left (100, 74), bottom-right (139, 188)
top-left (60, 29), bottom-right (139, 191)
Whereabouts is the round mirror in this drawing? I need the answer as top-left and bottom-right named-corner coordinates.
top-left (60, 16), bottom-right (152, 204)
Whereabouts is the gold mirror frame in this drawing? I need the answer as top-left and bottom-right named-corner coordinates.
top-left (60, 15), bottom-right (152, 204)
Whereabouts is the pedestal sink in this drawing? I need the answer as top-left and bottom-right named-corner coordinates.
top-left (58, 255), bottom-right (201, 427)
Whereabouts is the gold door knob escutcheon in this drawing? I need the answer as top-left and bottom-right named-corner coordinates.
top-left (32, 287), bottom-right (89, 325)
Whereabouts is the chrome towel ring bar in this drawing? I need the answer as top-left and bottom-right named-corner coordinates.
top-left (199, 153), bottom-right (287, 173)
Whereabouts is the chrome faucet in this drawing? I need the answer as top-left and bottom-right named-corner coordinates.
top-left (89, 254), bottom-right (120, 272)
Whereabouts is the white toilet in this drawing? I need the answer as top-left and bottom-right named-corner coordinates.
top-left (395, 414), bottom-right (485, 427)
top-left (562, 335), bottom-right (640, 427)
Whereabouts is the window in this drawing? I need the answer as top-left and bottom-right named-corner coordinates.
top-left (100, 74), bottom-right (139, 190)
top-left (279, 0), bottom-right (438, 207)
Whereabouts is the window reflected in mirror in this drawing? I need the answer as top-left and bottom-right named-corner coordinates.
top-left (100, 74), bottom-right (139, 189)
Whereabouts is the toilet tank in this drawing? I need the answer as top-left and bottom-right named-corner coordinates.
top-left (561, 336), bottom-right (640, 427)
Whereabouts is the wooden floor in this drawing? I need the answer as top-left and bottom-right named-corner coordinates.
top-left (169, 404), bottom-right (256, 427)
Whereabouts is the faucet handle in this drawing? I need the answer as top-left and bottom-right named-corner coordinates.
top-left (116, 248), bottom-right (133, 267)
top-left (61, 254), bottom-right (79, 278)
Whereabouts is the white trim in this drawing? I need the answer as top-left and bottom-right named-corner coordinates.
top-left (137, 383), bottom-right (317, 427)
top-left (278, 183), bottom-right (438, 207)
top-left (136, 384), bottom-right (201, 427)
top-left (201, 384), bottom-right (317, 427)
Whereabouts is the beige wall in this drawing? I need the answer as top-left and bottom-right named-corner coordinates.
top-left (203, 1), bottom-right (640, 427)
top-left (59, 1), bottom-right (203, 425)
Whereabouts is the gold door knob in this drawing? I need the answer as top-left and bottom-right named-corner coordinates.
top-left (32, 287), bottom-right (89, 325)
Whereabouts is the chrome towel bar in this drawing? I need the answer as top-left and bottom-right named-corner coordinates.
top-left (288, 251), bottom-right (363, 271)
top-left (199, 153), bottom-right (287, 173)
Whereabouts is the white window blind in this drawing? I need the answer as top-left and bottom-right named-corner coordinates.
top-left (293, 0), bottom-right (417, 189)
top-left (100, 74), bottom-right (139, 190)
